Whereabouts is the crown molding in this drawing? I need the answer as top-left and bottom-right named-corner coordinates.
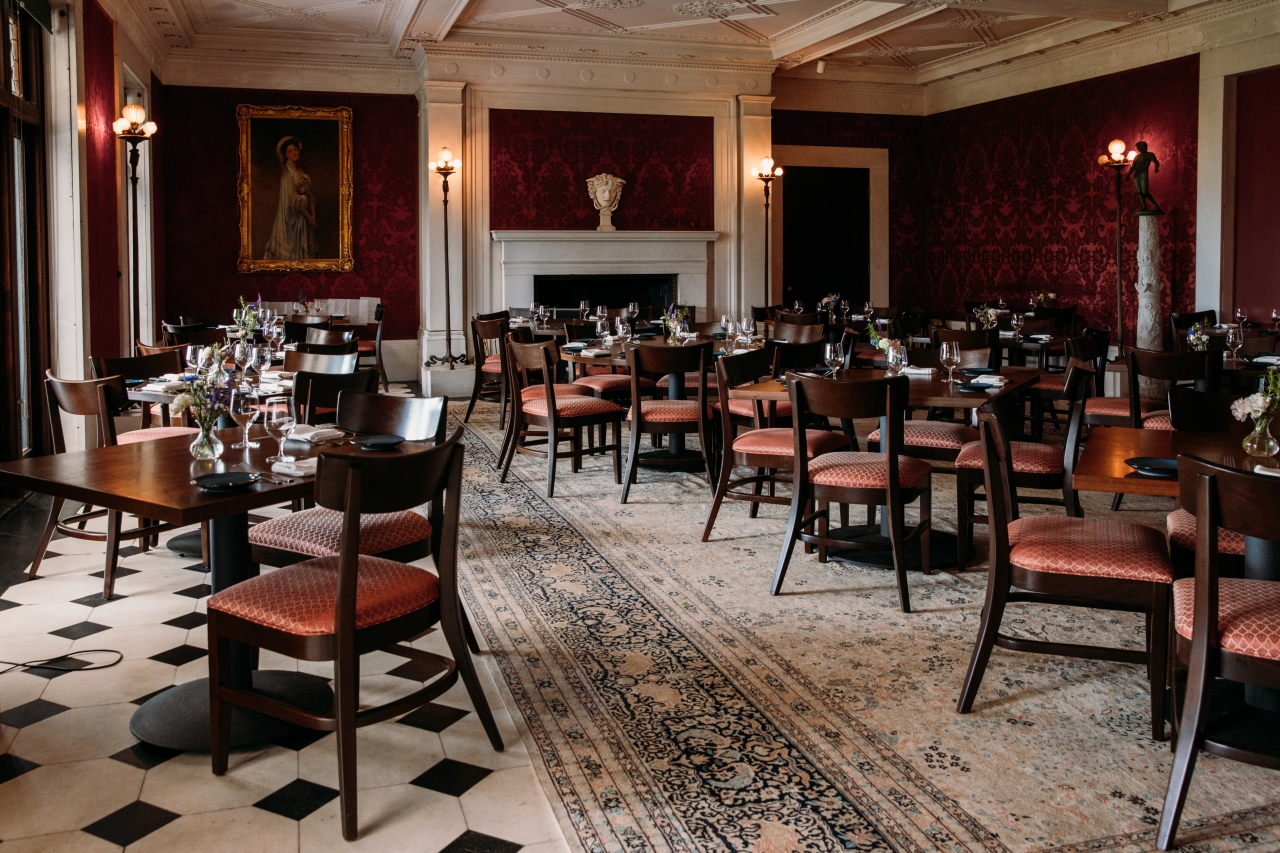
top-left (160, 50), bottom-right (419, 93)
top-left (769, 1), bottom-right (902, 60)
top-left (771, 74), bottom-right (924, 114)
top-left (97, 0), bottom-right (168, 71)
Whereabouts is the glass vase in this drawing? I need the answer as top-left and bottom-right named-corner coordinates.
top-left (1243, 415), bottom-right (1279, 458)
top-left (190, 422), bottom-right (224, 460)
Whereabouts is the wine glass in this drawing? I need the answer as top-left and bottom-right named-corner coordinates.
top-left (263, 397), bottom-right (296, 464)
top-left (721, 314), bottom-right (732, 337)
top-left (1272, 308), bottom-right (1280, 330)
top-left (596, 319), bottom-right (609, 340)
top-left (184, 345), bottom-right (202, 375)
top-left (538, 304), bottom-right (551, 328)
top-left (886, 341), bottom-right (906, 373)
top-left (740, 317), bottom-right (756, 339)
top-left (251, 346), bottom-right (272, 382)
top-left (628, 302), bottom-right (640, 323)
top-left (1236, 307), bottom-right (1249, 326)
top-left (596, 305), bottom-right (607, 321)
top-left (940, 341), bottom-right (961, 384)
top-left (230, 386), bottom-right (260, 450)
top-left (793, 300), bottom-right (803, 314)
top-left (839, 299), bottom-right (850, 321)
top-left (579, 300), bottom-right (590, 319)
top-left (1227, 325), bottom-right (1244, 363)
top-left (529, 302), bottom-right (540, 328)
top-left (824, 342), bottom-right (842, 372)
top-left (616, 317), bottom-right (631, 342)
top-left (233, 340), bottom-right (252, 378)
top-left (864, 302), bottom-right (874, 319)
top-left (270, 321), bottom-right (286, 358)
top-left (1010, 313), bottom-right (1025, 339)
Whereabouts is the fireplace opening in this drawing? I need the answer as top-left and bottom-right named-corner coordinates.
top-left (534, 274), bottom-right (676, 318)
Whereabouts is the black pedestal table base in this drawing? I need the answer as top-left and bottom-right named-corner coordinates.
top-left (823, 524), bottom-right (959, 572)
top-left (635, 448), bottom-right (706, 472)
top-left (166, 531), bottom-right (204, 561)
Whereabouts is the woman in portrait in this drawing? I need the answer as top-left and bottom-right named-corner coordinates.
top-left (263, 135), bottom-right (317, 260)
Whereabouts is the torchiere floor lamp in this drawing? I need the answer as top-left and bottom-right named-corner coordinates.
top-left (113, 103), bottom-right (157, 350)
top-left (751, 157), bottom-right (782, 308)
top-left (428, 147), bottom-right (466, 368)
top-left (1098, 138), bottom-right (1136, 360)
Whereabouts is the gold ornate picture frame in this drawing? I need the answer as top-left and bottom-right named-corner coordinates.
top-left (237, 104), bottom-right (353, 272)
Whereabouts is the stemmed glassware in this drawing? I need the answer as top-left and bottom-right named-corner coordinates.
top-left (721, 314), bottom-right (732, 337)
top-left (1272, 308), bottom-right (1280, 330)
top-left (886, 341), bottom-right (906, 373)
top-left (263, 397), bottom-right (296, 464)
top-left (270, 320), bottom-right (286, 359)
top-left (230, 385), bottom-right (260, 450)
top-left (940, 341), bottom-right (961, 384)
top-left (538, 304), bottom-right (551, 327)
top-left (1236, 307), bottom-right (1249, 326)
top-left (596, 305), bottom-right (607, 321)
top-left (1227, 325), bottom-right (1244, 363)
top-left (628, 302), bottom-right (640, 324)
top-left (615, 317), bottom-right (631, 342)
top-left (739, 317), bottom-right (756, 343)
top-left (579, 300), bottom-right (590, 319)
top-left (864, 301), bottom-right (874, 320)
top-left (233, 340), bottom-right (253, 379)
top-left (824, 342), bottom-right (842, 372)
top-left (250, 346), bottom-right (272, 383)
top-left (839, 299), bottom-right (850, 322)
top-left (793, 300), bottom-right (804, 314)
top-left (1010, 312), bottom-right (1025, 340)
top-left (596, 319), bottom-right (609, 340)
top-left (184, 345), bottom-right (202, 376)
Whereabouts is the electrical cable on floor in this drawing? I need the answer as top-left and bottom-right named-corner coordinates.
top-left (0, 650), bottom-right (124, 676)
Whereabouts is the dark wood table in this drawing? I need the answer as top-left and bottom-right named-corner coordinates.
top-left (0, 426), bottom-right (385, 750)
top-left (729, 368), bottom-right (1039, 411)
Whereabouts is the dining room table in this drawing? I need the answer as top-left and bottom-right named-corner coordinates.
top-left (0, 424), bottom-right (394, 750)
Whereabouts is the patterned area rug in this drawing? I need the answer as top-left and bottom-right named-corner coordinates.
top-left (454, 407), bottom-right (1280, 853)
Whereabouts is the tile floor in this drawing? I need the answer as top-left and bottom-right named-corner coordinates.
top-left (0, 387), bottom-right (570, 851)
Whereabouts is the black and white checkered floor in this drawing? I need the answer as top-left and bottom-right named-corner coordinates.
top-left (0, 385), bottom-right (567, 851)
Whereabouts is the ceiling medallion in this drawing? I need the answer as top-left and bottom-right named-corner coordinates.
top-left (574, 0), bottom-right (644, 9)
top-left (671, 0), bottom-right (735, 16)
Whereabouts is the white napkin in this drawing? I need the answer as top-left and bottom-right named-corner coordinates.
top-left (161, 372), bottom-right (185, 381)
top-left (901, 366), bottom-right (935, 375)
top-left (998, 331), bottom-right (1015, 338)
top-left (1030, 334), bottom-right (1053, 340)
top-left (272, 457), bottom-right (318, 477)
top-left (972, 374), bottom-right (1009, 386)
top-left (1253, 355), bottom-right (1280, 364)
top-left (580, 348), bottom-right (611, 357)
top-left (1254, 465), bottom-right (1280, 477)
top-left (290, 425), bottom-right (344, 443)
top-left (143, 380), bottom-right (187, 392)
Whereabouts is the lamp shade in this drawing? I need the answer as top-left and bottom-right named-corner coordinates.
top-left (760, 156), bottom-right (774, 173)
top-left (122, 103), bottom-right (146, 126)
top-left (1107, 139), bottom-right (1126, 159)
top-left (438, 147), bottom-right (453, 163)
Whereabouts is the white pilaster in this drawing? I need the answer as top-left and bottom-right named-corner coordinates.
top-left (738, 95), bottom-right (773, 317)
top-left (1135, 213), bottom-right (1164, 400)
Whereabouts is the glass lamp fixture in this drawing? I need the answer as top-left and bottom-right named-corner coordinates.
top-left (113, 103), bottom-right (157, 138)
top-left (429, 148), bottom-right (461, 174)
top-left (751, 157), bottom-right (782, 179)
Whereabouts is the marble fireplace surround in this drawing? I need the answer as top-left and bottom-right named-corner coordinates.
top-left (490, 230), bottom-right (721, 315)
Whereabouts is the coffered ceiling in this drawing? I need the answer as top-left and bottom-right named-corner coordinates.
top-left (128, 0), bottom-right (1185, 78)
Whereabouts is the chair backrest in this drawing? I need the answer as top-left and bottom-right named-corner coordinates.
top-left (288, 314), bottom-right (331, 325)
top-left (626, 342), bottom-right (712, 415)
top-left (471, 317), bottom-right (508, 365)
top-left (505, 338), bottom-right (561, 407)
top-left (1166, 387), bottom-right (1255, 435)
top-left (282, 351), bottom-right (358, 374)
top-left (90, 350), bottom-right (183, 381)
top-left (371, 304), bottom-right (387, 354)
top-left (933, 327), bottom-right (999, 369)
top-left (1241, 334), bottom-right (1278, 358)
top-left (772, 321), bottom-right (826, 344)
top-left (163, 321), bottom-right (206, 336)
top-left (716, 347), bottom-right (771, 392)
top-left (1127, 346), bottom-right (1222, 389)
top-left (778, 312), bottom-right (825, 325)
top-left (906, 346), bottom-right (942, 370)
top-left (1021, 318), bottom-right (1056, 336)
top-left (306, 327), bottom-right (356, 345)
top-left (296, 340), bottom-right (359, 356)
top-left (1033, 305), bottom-right (1078, 336)
top-left (787, 373), bottom-right (906, 481)
top-left (294, 369), bottom-right (379, 424)
top-left (335, 391), bottom-right (447, 443)
top-left (750, 306), bottom-right (771, 322)
top-left (167, 327), bottom-right (227, 347)
top-left (44, 371), bottom-right (130, 451)
top-left (976, 410), bottom-right (1019, 565)
top-left (475, 309), bottom-right (510, 323)
top-left (768, 341), bottom-right (825, 378)
top-left (136, 341), bottom-right (186, 357)
top-left (284, 319), bottom-right (332, 343)
top-left (1065, 327), bottom-right (1111, 397)
top-left (563, 319), bottom-right (598, 342)
top-left (178, 316), bottom-right (218, 327)
top-left (1170, 310), bottom-right (1216, 351)
top-left (897, 309), bottom-right (926, 339)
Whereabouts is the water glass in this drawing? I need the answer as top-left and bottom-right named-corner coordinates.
top-left (580, 300), bottom-right (590, 319)
top-left (230, 386), bottom-right (260, 450)
top-left (251, 346), bottom-right (272, 379)
top-left (793, 300), bottom-right (803, 314)
top-left (616, 318), bottom-right (631, 341)
top-left (887, 341), bottom-right (906, 373)
top-left (628, 302), bottom-right (640, 321)
top-left (184, 345), bottom-right (202, 375)
top-left (824, 342), bottom-right (842, 371)
top-left (596, 319), bottom-right (609, 339)
top-left (1227, 325), bottom-right (1244, 362)
top-left (940, 341), bottom-right (961, 383)
top-left (233, 340), bottom-right (252, 376)
top-left (596, 305), bottom-right (607, 320)
top-left (1011, 313), bottom-right (1025, 338)
top-left (1236, 307), bottom-right (1249, 325)
top-left (263, 397), bottom-right (296, 464)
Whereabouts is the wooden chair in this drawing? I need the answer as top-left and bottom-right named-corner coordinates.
top-left (563, 318), bottom-right (598, 342)
top-left (284, 318), bottom-right (332, 344)
top-left (293, 369), bottom-right (379, 425)
top-left (296, 340), bottom-right (359, 356)
top-left (167, 327), bottom-right (227, 348)
top-left (90, 351), bottom-right (185, 427)
top-left (136, 340), bottom-right (185, 357)
top-left (207, 430), bottom-right (504, 841)
top-left (281, 351), bottom-right (358, 375)
top-left (29, 373), bottom-right (194, 598)
top-left (702, 350), bottom-right (848, 541)
top-left (287, 314), bottom-right (331, 325)
top-left (955, 410), bottom-right (1172, 740)
top-left (621, 342), bottom-right (714, 503)
top-left (1032, 304), bottom-right (1078, 337)
top-left (771, 321), bottom-right (827, 344)
top-left (355, 303), bottom-right (389, 394)
top-left (498, 339), bottom-right (623, 498)
top-left (178, 316), bottom-right (219, 327)
top-left (1169, 309), bottom-right (1216, 351)
top-left (1125, 347), bottom-right (1224, 431)
top-left (766, 340), bottom-right (825, 378)
top-left (932, 327), bottom-right (1001, 370)
top-left (955, 359), bottom-right (1093, 564)
top-left (464, 316), bottom-right (510, 426)
top-left (306, 327), bottom-right (357, 345)
top-left (773, 373), bottom-right (932, 610)
top-left (249, 393), bottom-right (448, 568)
top-left (1156, 456), bottom-right (1280, 849)
top-left (777, 312), bottom-right (825, 325)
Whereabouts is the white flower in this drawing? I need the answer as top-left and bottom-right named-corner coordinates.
top-left (877, 338), bottom-right (891, 353)
top-left (1048, 292), bottom-right (1057, 300)
top-left (171, 392), bottom-right (194, 413)
top-left (1232, 393), bottom-right (1272, 421)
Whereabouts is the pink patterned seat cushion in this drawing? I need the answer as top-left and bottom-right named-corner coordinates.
top-left (1007, 516), bottom-right (1173, 583)
top-left (573, 374), bottom-right (656, 393)
top-left (1143, 410), bottom-right (1174, 431)
top-left (630, 399), bottom-right (702, 423)
top-left (480, 360), bottom-right (503, 374)
top-left (1085, 396), bottom-right (1161, 418)
top-left (954, 439), bottom-right (1064, 474)
top-left (1174, 577), bottom-right (1280, 660)
top-left (1034, 373), bottom-right (1067, 391)
top-left (711, 399), bottom-right (794, 419)
top-left (656, 373), bottom-right (718, 389)
top-left (484, 353), bottom-right (501, 363)
top-left (523, 396), bottom-right (622, 418)
top-left (520, 384), bottom-right (593, 401)
top-left (208, 555), bottom-right (438, 636)
top-left (1165, 508), bottom-right (1247, 556)
top-left (249, 507), bottom-right (432, 558)
top-left (585, 365), bottom-right (626, 376)
top-left (733, 428), bottom-right (849, 457)
top-left (807, 452), bottom-right (931, 489)
top-left (867, 421), bottom-right (979, 450)
top-left (117, 426), bottom-right (201, 444)
top-left (357, 340), bottom-right (375, 353)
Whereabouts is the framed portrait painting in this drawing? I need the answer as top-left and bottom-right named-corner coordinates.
top-left (237, 104), bottom-right (353, 272)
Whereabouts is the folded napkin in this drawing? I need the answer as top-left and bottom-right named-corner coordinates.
top-left (1253, 465), bottom-right (1280, 478)
top-left (1253, 355), bottom-right (1280, 364)
top-left (161, 372), bottom-right (185, 381)
top-left (272, 457), bottom-right (318, 477)
top-left (580, 348), bottom-right (611, 357)
top-left (1029, 334), bottom-right (1053, 340)
top-left (972, 374), bottom-right (1009, 386)
top-left (290, 425), bottom-right (344, 443)
top-left (143, 380), bottom-right (188, 392)
top-left (998, 331), bottom-right (1015, 338)
top-left (901, 366), bottom-right (935, 375)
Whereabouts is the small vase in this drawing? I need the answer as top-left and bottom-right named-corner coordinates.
top-left (190, 423), bottom-right (224, 460)
top-left (1243, 415), bottom-right (1279, 458)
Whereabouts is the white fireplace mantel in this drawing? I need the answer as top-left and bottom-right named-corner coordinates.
top-left (490, 230), bottom-right (720, 311)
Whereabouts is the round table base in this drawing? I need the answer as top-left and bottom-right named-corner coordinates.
top-left (130, 670), bottom-right (334, 751)
top-left (635, 448), bottom-right (705, 472)
top-left (823, 525), bottom-right (960, 572)
top-left (167, 531), bottom-right (204, 561)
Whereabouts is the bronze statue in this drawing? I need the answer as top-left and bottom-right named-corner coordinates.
top-left (1125, 140), bottom-right (1162, 213)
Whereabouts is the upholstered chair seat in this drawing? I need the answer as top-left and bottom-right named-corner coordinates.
top-left (867, 421), bottom-right (979, 450)
top-left (357, 339), bottom-right (376, 353)
top-left (807, 452), bottom-right (932, 489)
top-left (480, 359), bottom-right (503, 374)
top-left (1007, 516), bottom-right (1173, 583)
top-left (573, 374), bottom-right (655, 393)
top-left (1173, 577), bottom-right (1280, 660)
top-left (955, 440), bottom-right (1064, 475)
top-left (523, 396), bottom-right (622, 418)
top-left (731, 428), bottom-right (848, 457)
top-left (629, 399), bottom-right (701, 423)
top-left (520, 384), bottom-right (592, 401)
top-left (711, 398), bottom-right (793, 419)
top-left (1165, 508), bottom-right (1246, 556)
top-left (1084, 396), bottom-right (1162, 418)
top-left (1143, 411), bottom-right (1174, 430)
top-left (249, 507), bottom-right (432, 559)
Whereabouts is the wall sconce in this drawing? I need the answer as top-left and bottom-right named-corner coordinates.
top-left (426, 148), bottom-right (465, 368)
top-left (751, 157), bottom-right (783, 303)
top-left (1098, 138), bottom-right (1134, 357)
top-left (115, 103), bottom-right (158, 350)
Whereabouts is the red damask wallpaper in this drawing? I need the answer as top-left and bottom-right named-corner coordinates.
top-left (774, 55), bottom-right (1200, 345)
top-left (155, 86), bottom-right (419, 339)
top-left (85, 0), bottom-right (120, 357)
top-left (490, 109), bottom-right (714, 231)
top-left (1233, 65), bottom-right (1280, 319)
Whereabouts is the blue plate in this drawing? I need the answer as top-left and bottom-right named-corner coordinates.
top-left (954, 382), bottom-right (990, 392)
top-left (635, 333), bottom-right (657, 340)
top-left (357, 434), bottom-right (404, 450)
top-left (1125, 456), bottom-right (1178, 478)
top-left (192, 472), bottom-right (258, 492)
top-left (961, 367), bottom-right (997, 376)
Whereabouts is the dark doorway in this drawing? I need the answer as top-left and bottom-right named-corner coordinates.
top-left (781, 166), bottom-right (870, 312)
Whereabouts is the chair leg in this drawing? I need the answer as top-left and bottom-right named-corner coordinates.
top-left (749, 468), bottom-right (765, 519)
top-left (77, 504), bottom-right (93, 530)
top-left (611, 421), bottom-right (622, 485)
top-left (498, 374), bottom-right (509, 431)
top-left (770, 486), bottom-right (807, 595)
top-left (499, 421), bottom-right (520, 484)
top-left (1156, 639), bottom-right (1212, 850)
top-left (956, 564), bottom-right (1010, 713)
top-left (1111, 493), bottom-right (1124, 512)
top-left (546, 427), bottom-right (559, 498)
top-left (335, 647), bottom-right (360, 841)
top-left (28, 497), bottom-right (64, 580)
top-left (1063, 480), bottom-right (1082, 518)
top-left (620, 423), bottom-right (641, 503)
top-left (208, 628), bottom-right (232, 776)
top-left (701, 450), bottom-right (734, 542)
top-left (102, 511), bottom-right (123, 600)
top-left (200, 521), bottom-right (211, 568)
top-left (1149, 584), bottom-right (1171, 741)
top-left (918, 481), bottom-right (932, 576)
top-left (958, 472), bottom-right (976, 566)
top-left (570, 427), bottom-right (581, 474)
top-left (888, 501), bottom-right (911, 613)
top-left (461, 605), bottom-right (481, 655)
top-left (443, 599), bottom-right (504, 751)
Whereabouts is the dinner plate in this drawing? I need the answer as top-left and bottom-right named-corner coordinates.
top-left (1125, 456), bottom-right (1178, 477)
top-left (634, 333), bottom-right (657, 340)
top-left (961, 367), bottom-right (997, 376)
top-left (954, 382), bottom-right (992, 392)
top-left (356, 434), bottom-right (404, 450)
top-left (563, 344), bottom-right (586, 351)
top-left (192, 472), bottom-right (258, 492)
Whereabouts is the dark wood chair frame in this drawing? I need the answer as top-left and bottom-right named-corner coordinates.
top-left (1169, 309), bottom-right (1217, 352)
top-left (464, 316), bottom-right (511, 427)
top-left (293, 369), bottom-right (379, 425)
top-left (773, 373), bottom-right (932, 612)
top-left (281, 351), bottom-right (359, 375)
top-left (955, 411), bottom-right (1171, 741)
top-left (305, 328), bottom-right (357, 345)
top-left (771, 321), bottom-right (827, 344)
top-left (295, 340), bottom-right (359, 356)
top-left (1156, 457), bottom-right (1280, 849)
top-left (284, 318), bottom-right (333, 344)
top-left (208, 430), bottom-right (504, 841)
top-left (355, 304), bottom-right (390, 393)
top-left (1126, 347), bottom-right (1223, 427)
top-left (166, 327), bottom-right (227, 348)
top-left (90, 351), bottom-right (185, 427)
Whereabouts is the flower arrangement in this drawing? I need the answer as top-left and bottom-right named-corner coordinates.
top-left (1031, 290), bottom-right (1058, 307)
top-left (663, 301), bottom-right (690, 343)
top-left (172, 349), bottom-right (233, 459)
top-left (297, 291), bottom-right (311, 314)
top-left (972, 303), bottom-right (999, 330)
top-left (1231, 369), bottom-right (1280, 457)
top-left (1186, 321), bottom-right (1209, 352)
top-left (818, 293), bottom-right (840, 322)
top-left (236, 294), bottom-right (261, 340)
top-left (865, 321), bottom-right (894, 354)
